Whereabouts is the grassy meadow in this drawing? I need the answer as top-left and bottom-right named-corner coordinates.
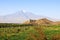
top-left (0, 24), bottom-right (60, 40)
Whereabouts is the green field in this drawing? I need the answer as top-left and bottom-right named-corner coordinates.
top-left (43, 25), bottom-right (60, 40)
top-left (0, 25), bottom-right (60, 40)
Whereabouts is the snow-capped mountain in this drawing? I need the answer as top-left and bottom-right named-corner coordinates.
top-left (0, 10), bottom-right (45, 23)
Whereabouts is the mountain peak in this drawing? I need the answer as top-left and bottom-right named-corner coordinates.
top-left (21, 10), bottom-right (27, 13)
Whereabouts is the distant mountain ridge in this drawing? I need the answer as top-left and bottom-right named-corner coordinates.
top-left (0, 10), bottom-right (45, 23)
top-left (0, 10), bottom-right (60, 24)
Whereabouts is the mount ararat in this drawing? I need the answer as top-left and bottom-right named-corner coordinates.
top-left (0, 10), bottom-right (45, 23)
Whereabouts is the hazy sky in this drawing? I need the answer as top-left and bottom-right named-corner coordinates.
top-left (0, 0), bottom-right (60, 19)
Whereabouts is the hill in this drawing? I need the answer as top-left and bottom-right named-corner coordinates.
top-left (24, 18), bottom-right (53, 25)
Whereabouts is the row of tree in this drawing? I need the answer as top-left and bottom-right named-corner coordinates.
top-left (0, 23), bottom-right (33, 28)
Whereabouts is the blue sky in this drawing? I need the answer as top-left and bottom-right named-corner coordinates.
top-left (0, 0), bottom-right (60, 19)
